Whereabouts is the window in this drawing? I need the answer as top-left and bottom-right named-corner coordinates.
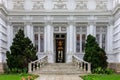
top-left (96, 26), bottom-right (107, 50)
top-left (76, 26), bottom-right (87, 53)
top-left (34, 26), bottom-right (44, 52)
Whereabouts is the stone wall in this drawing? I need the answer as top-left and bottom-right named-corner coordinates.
top-left (108, 63), bottom-right (120, 73)
top-left (0, 63), bottom-right (7, 73)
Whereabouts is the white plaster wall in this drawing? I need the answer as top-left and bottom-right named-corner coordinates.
top-left (87, 0), bottom-right (96, 10)
top-left (113, 17), bottom-right (120, 62)
top-left (0, 18), bottom-right (7, 63)
top-left (24, 0), bottom-right (33, 11)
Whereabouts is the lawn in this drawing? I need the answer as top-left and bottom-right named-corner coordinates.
top-left (82, 74), bottom-right (120, 80)
top-left (0, 73), bottom-right (38, 80)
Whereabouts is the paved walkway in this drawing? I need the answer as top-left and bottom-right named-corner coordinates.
top-left (35, 75), bottom-right (83, 80)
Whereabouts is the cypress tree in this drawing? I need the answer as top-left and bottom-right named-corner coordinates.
top-left (6, 29), bottom-right (37, 73)
top-left (83, 34), bottom-right (107, 71)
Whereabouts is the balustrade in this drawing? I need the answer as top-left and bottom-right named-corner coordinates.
top-left (28, 55), bottom-right (48, 73)
top-left (72, 55), bottom-right (91, 73)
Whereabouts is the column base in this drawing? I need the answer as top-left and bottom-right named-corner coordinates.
top-left (0, 63), bottom-right (7, 73)
top-left (108, 63), bottom-right (120, 73)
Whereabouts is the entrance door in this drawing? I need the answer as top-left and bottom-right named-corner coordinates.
top-left (55, 34), bottom-right (66, 63)
top-left (56, 39), bottom-right (65, 63)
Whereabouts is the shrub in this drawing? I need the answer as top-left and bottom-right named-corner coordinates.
top-left (93, 67), bottom-right (114, 74)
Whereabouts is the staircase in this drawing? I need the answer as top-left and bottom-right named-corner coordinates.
top-left (33, 63), bottom-right (86, 75)
top-left (28, 55), bottom-right (91, 75)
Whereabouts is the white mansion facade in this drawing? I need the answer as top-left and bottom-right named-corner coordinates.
top-left (0, 0), bottom-right (120, 72)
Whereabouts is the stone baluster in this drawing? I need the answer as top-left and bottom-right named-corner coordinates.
top-left (28, 63), bottom-right (32, 73)
top-left (72, 55), bottom-right (91, 73)
top-left (87, 63), bottom-right (91, 73)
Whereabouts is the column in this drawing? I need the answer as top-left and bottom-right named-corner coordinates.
top-left (69, 22), bottom-right (74, 53)
top-left (106, 24), bottom-right (113, 54)
top-left (87, 22), bottom-right (96, 37)
top-left (73, 25), bottom-right (76, 53)
top-left (44, 24), bottom-right (47, 53)
top-left (25, 22), bottom-right (34, 42)
top-left (67, 16), bottom-right (75, 63)
top-left (7, 22), bottom-right (13, 50)
top-left (44, 16), bottom-right (53, 63)
top-left (46, 22), bottom-right (52, 53)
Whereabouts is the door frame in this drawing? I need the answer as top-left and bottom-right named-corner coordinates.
top-left (54, 34), bottom-right (66, 63)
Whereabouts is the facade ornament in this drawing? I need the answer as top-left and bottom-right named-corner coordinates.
top-left (96, 0), bottom-right (107, 10)
top-left (75, 0), bottom-right (88, 10)
top-left (53, 0), bottom-right (67, 9)
top-left (32, 0), bottom-right (44, 10)
top-left (13, 0), bottom-right (24, 10)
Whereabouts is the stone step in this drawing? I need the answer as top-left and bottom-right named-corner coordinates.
top-left (33, 63), bottom-right (86, 75)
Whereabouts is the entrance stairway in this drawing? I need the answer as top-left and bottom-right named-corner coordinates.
top-left (28, 55), bottom-right (91, 75)
top-left (33, 63), bottom-right (86, 75)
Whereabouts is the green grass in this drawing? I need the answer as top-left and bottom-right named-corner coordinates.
top-left (0, 73), bottom-right (39, 80)
top-left (82, 74), bottom-right (120, 80)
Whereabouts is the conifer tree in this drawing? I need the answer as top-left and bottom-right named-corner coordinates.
top-left (6, 29), bottom-right (37, 73)
top-left (83, 34), bottom-right (107, 71)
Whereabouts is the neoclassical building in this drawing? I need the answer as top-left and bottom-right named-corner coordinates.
top-left (0, 0), bottom-right (120, 73)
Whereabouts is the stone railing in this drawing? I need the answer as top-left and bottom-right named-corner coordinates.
top-left (72, 55), bottom-right (91, 73)
top-left (28, 55), bottom-right (48, 73)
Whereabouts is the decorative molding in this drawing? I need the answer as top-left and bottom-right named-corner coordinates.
top-left (32, 0), bottom-right (44, 10)
top-left (96, 0), bottom-right (108, 10)
top-left (53, 23), bottom-right (67, 33)
top-left (75, 0), bottom-right (88, 10)
top-left (53, 0), bottom-right (67, 10)
top-left (13, 0), bottom-right (24, 10)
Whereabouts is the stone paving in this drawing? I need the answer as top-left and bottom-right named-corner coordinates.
top-left (35, 75), bottom-right (83, 80)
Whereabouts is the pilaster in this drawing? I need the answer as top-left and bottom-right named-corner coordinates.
top-left (7, 22), bottom-right (13, 50)
top-left (87, 22), bottom-right (96, 37)
top-left (66, 16), bottom-right (75, 62)
top-left (87, 16), bottom-right (97, 37)
top-left (106, 23), bottom-right (113, 54)
top-left (24, 22), bottom-right (34, 42)
top-left (44, 16), bottom-right (54, 63)
top-left (44, 16), bottom-right (53, 53)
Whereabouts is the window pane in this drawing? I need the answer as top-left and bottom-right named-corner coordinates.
top-left (76, 34), bottom-right (80, 52)
top-left (102, 34), bottom-right (106, 50)
top-left (82, 34), bottom-right (86, 52)
top-left (34, 34), bottom-right (38, 51)
top-left (40, 34), bottom-right (44, 52)
top-left (96, 34), bottom-right (100, 44)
